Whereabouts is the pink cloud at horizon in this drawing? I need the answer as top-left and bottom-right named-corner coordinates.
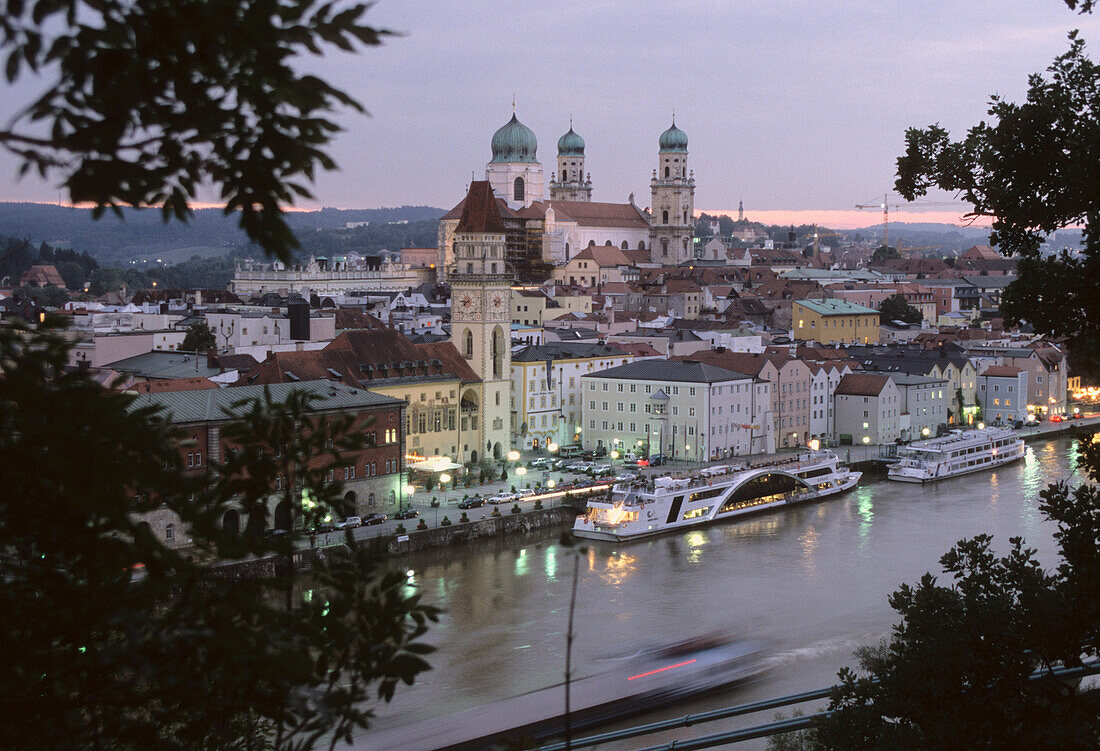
top-left (698, 208), bottom-right (991, 230)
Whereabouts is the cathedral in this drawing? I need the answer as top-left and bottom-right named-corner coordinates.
top-left (437, 112), bottom-right (698, 280)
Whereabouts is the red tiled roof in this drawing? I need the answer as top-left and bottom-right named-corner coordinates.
top-left (670, 350), bottom-right (773, 376)
top-left (536, 200), bottom-right (650, 229)
top-left (455, 181), bottom-right (506, 234)
top-left (20, 264), bottom-right (66, 288)
top-left (835, 373), bottom-right (890, 396)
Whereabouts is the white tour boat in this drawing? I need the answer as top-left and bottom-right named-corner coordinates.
top-left (887, 427), bottom-right (1025, 483)
top-left (572, 451), bottom-right (862, 542)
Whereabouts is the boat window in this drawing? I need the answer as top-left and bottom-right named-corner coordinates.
top-left (667, 495), bottom-right (685, 524)
top-left (799, 467), bottom-right (832, 480)
top-left (682, 506), bottom-right (710, 520)
top-left (689, 486), bottom-right (725, 503)
top-left (720, 473), bottom-right (808, 513)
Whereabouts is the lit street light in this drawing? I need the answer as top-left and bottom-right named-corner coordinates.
top-left (547, 442), bottom-right (559, 453)
top-left (507, 450), bottom-right (520, 462)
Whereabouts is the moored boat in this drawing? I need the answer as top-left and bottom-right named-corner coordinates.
top-left (572, 451), bottom-right (861, 542)
top-left (886, 427), bottom-right (1025, 483)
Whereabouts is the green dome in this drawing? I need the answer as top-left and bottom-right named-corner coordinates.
top-left (491, 114), bottom-right (539, 163)
top-left (557, 126), bottom-right (585, 156)
top-left (659, 120), bottom-right (688, 153)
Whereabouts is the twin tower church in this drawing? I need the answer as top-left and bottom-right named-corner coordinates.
top-left (437, 112), bottom-right (698, 280)
top-left (439, 111), bottom-right (699, 461)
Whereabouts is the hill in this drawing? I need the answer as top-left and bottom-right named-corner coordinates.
top-left (0, 203), bottom-right (446, 266)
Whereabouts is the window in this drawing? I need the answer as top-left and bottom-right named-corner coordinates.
top-left (463, 329), bottom-right (473, 358)
top-left (513, 176), bottom-right (525, 202)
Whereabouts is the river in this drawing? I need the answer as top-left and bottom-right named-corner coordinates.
top-left (361, 435), bottom-right (1091, 749)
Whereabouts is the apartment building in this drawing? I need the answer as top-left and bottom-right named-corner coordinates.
top-left (581, 359), bottom-right (773, 460)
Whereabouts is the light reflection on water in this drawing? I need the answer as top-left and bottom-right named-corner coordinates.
top-left (370, 434), bottom-right (1091, 737)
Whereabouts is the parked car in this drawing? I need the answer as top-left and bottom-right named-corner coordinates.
top-left (335, 516), bottom-right (362, 530)
top-left (394, 508), bottom-right (419, 520)
top-left (515, 488), bottom-right (535, 498)
top-left (362, 513), bottom-right (386, 526)
top-left (311, 522), bottom-right (335, 534)
top-left (264, 528), bottom-right (290, 539)
top-left (593, 445), bottom-right (607, 458)
top-left (458, 497), bottom-right (485, 509)
top-left (548, 459), bottom-right (566, 471)
top-left (1071, 412), bottom-right (1084, 419)
top-left (563, 461), bottom-right (588, 472)
top-left (488, 491), bottom-right (517, 504)
top-left (1051, 414), bottom-right (1065, 423)
top-left (529, 458), bottom-right (550, 469)
top-left (589, 464), bottom-right (613, 476)
top-left (648, 455), bottom-right (666, 466)
top-left (614, 473), bottom-right (637, 482)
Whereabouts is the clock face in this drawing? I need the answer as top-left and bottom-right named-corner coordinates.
top-left (492, 295), bottom-right (504, 309)
top-left (461, 295), bottom-right (473, 309)
top-left (456, 292), bottom-right (481, 317)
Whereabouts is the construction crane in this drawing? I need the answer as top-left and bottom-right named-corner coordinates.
top-left (855, 194), bottom-right (961, 248)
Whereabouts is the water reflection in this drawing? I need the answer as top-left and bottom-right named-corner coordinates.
top-left (798, 526), bottom-right (819, 573)
top-left (600, 551), bottom-right (638, 587)
top-left (355, 436), bottom-right (1091, 734)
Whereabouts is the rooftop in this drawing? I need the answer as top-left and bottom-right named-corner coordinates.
top-left (795, 298), bottom-right (878, 316)
top-left (585, 359), bottom-right (755, 383)
top-left (128, 381), bottom-right (402, 424)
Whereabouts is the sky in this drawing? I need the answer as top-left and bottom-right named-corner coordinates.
top-left (2, 1), bottom-right (1098, 229)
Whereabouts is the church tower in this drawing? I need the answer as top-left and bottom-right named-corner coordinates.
top-left (449, 181), bottom-right (513, 463)
top-left (738, 199), bottom-right (744, 222)
top-left (549, 122), bottom-right (592, 202)
top-left (648, 120), bottom-right (696, 265)
top-left (485, 111), bottom-right (544, 209)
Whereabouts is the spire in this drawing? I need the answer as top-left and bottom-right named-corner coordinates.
top-left (512, 93), bottom-right (516, 113)
top-left (456, 181), bottom-right (506, 234)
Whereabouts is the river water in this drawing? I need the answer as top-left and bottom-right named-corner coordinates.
top-left (365, 435), bottom-right (1090, 749)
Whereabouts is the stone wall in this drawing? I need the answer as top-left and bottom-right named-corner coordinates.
top-left (207, 506), bottom-right (578, 582)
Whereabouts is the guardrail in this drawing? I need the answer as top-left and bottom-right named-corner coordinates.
top-left (536, 658), bottom-right (1100, 751)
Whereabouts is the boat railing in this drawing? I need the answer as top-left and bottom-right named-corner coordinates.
top-left (610, 452), bottom-right (839, 499)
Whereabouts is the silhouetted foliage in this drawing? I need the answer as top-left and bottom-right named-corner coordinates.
top-left (896, 32), bottom-right (1100, 371)
top-left (1, 0), bottom-right (393, 262)
top-left (0, 323), bottom-right (438, 750)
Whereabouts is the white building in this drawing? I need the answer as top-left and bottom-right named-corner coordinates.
top-left (834, 373), bottom-right (903, 445)
top-left (883, 372), bottom-right (950, 440)
top-left (581, 359), bottom-right (773, 461)
top-left (510, 342), bottom-right (637, 451)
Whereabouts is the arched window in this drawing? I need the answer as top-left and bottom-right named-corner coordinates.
top-left (638, 241), bottom-right (646, 250)
top-left (513, 177), bottom-right (524, 202)
top-left (621, 241), bottom-right (629, 249)
top-left (662, 210), bottom-right (669, 224)
top-left (683, 238), bottom-right (689, 251)
top-left (463, 329), bottom-right (473, 359)
top-left (661, 238), bottom-right (669, 257)
top-left (683, 210), bottom-right (688, 224)
top-left (664, 166), bottom-right (670, 178)
top-left (491, 326), bottom-right (504, 379)
top-left (562, 169), bottom-right (567, 181)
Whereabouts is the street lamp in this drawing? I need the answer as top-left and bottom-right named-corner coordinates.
top-left (516, 466), bottom-right (527, 477)
top-left (921, 427), bottom-right (930, 437)
top-left (547, 442), bottom-right (559, 453)
top-left (977, 422), bottom-right (985, 430)
top-left (507, 450), bottom-right (520, 462)
top-left (547, 479), bottom-right (556, 489)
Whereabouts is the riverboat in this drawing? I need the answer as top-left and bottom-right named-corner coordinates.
top-left (572, 451), bottom-right (861, 542)
top-left (887, 427), bottom-right (1025, 483)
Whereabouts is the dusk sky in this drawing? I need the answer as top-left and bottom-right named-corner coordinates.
top-left (3, 0), bottom-right (1098, 228)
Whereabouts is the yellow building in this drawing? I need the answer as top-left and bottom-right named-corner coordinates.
top-left (511, 287), bottom-right (593, 327)
top-left (793, 299), bottom-right (879, 344)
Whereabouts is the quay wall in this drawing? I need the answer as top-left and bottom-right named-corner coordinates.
top-left (209, 505), bottom-right (579, 581)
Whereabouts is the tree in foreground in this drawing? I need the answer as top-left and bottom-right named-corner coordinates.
top-left (895, 28), bottom-right (1099, 376)
top-left (1, 0), bottom-right (390, 263)
top-left (0, 322), bottom-right (438, 750)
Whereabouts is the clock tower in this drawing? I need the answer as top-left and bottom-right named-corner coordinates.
top-left (449, 181), bottom-right (513, 462)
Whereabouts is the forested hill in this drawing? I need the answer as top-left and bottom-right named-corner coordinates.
top-left (0, 203), bottom-right (446, 266)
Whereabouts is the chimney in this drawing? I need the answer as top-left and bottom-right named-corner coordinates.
top-left (207, 347), bottom-right (218, 370)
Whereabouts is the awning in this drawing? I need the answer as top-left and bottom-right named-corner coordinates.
top-left (409, 458), bottom-right (463, 472)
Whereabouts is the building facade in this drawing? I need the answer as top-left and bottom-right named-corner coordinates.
top-left (582, 360), bottom-right (773, 460)
top-left (448, 181), bottom-right (514, 462)
top-left (834, 373), bottom-right (903, 445)
top-left (793, 299), bottom-right (880, 345)
top-left (649, 121), bottom-right (696, 265)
